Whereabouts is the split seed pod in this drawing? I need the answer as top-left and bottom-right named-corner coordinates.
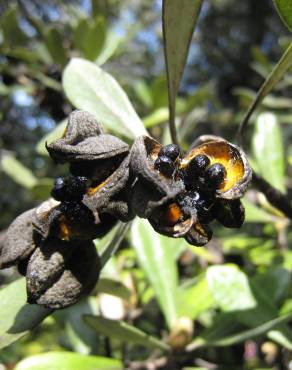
top-left (181, 135), bottom-right (251, 229)
top-left (130, 136), bottom-right (184, 218)
top-left (181, 135), bottom-right (252, 199)
top-left (0, 208), bottom-right (39, 269)
top-left (26, 238), bottom-right (101, 309)
top-left (130, 136), bottom-right (211, 245)
top-left (33, 199), bottom-right (116, 242)
top-left (0, 207), bottom-right (101, 309)
top-left (47, 110), bottom-right (134, 223)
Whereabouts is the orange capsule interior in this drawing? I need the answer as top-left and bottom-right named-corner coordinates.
top-left (58, 215), bottom-right (82, 241)
top-left (163, 203), bottom-right (182, 226)
top-left (87, 179), bottom-right (109, 196)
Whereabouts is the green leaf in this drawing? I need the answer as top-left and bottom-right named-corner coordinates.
top-left (36, 120), bottom-right (67, 156)
top-left (14, 352), bottom-right (123, 370)
top-left (95, 30), bottom-right (120, 65)
top-left (100, 222), bottom-right (130, 268)
top-left (44, 27), bottom-right (67, 67)
top-left (252, 267), bottom-right (291, 305)
top-left (63, 58), bottom-right (147, 139)
top-left (151, 76), bottom-right (168, 109)
top-left (252, 112), bottom-right (285, 192)
top-left (97, 278), bottom-right (131, 300)
top-left (3, 47), bottom-right (41, 63)
top-left (1, 154), bottom-right (37, 189)
top-left (31, 178), bottom-right (54, 200)
top-left (178, 277), bottom-right (215, 320)
top-left (206, 265), bottom-right (292, 349)
top-left (1, 6), bottom-right (27, 46)
top-left (0, 279), bottom-right (51, 349)
top-left (162, 0), bottom-right (203, 142)
top-left (238, 42), bottom-right (292, 140)
top-left (234, 87), bottom-right (292, 109)
top-left (242, 199), bottom-right (275, 223)
top-left (191, 314), bottom-right (292, 349)
top-left (84, 315), bottom-right (169, 351)
top-left (72, 18), bottom-right (90, 50)
top-left (133, 80), bottom-right (152, 109)
top-left (187, 313), bottom-right (240, 350)
top-left (143, 107), bottom-right (169, 128)
top-left (207, 265), bottom-right (257, 312)
top-left (33, 71), bottom-right (62, 92)
top-left (248, 242), bottom-right (279, 267)
top-left (273, 0), bottom-right (292, 31)
top-left (54, 298), bottom-right (99, 355)
top-left (82, 17), bottom-right (106, 61)
top-left (204, 313), bottom-right (292, 347)
top-left (0, 82), bottom-right (9, 95)
top-left (131, 219), bottom-right (179, 329)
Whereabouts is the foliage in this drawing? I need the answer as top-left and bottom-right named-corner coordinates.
top-left (0, 1), bottom-right (292, 369)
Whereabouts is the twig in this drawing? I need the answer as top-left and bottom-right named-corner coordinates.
top-left (252, 171), bottom-right (292, 220)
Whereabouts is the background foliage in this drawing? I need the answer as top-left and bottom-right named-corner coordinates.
top-left (0, 0), bottom-right (292, 369)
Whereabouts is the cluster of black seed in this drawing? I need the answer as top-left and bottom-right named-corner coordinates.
top-left (153, 144), bottom-right (227, 225)
top-left (51, 176), bottom-right (94, 225)
top-left (154, 144), bottom-right (181, 177)
top-left (50, 145), bottom-right (229, 230)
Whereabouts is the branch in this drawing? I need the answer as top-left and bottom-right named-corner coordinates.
top-left (252, 171), bottom-right (292, 220)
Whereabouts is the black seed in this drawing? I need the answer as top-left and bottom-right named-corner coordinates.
top-left (51, 177), bottom-right (67, 201)
top-left (188, 154), bottom-right (210, 173)
top-left (205, 163), bottom-right (226, 189)
top-left (60, 202), bottom-right (94, 225)
top-left (66, 176), bottom-right (88, 201)
top-left (159, 144), bottom-right (180, 161)
top-left (195, 193), bottom-right (215, 223)
top-left (213, 199), bottom-right (245, 228)
top-left (181, 155), bottom-right (210, 190)
top-left (154, 156), bottom-right (176, 177)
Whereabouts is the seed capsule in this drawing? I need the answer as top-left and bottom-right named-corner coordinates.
top-left (154, 156), bottom-right (176, 177)
top-left (159, 144), bottom-right (180, 162)
top-left (205, 163), bottom-right (226, 189)
top-left (181, 136), bottom-right (252, 198)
